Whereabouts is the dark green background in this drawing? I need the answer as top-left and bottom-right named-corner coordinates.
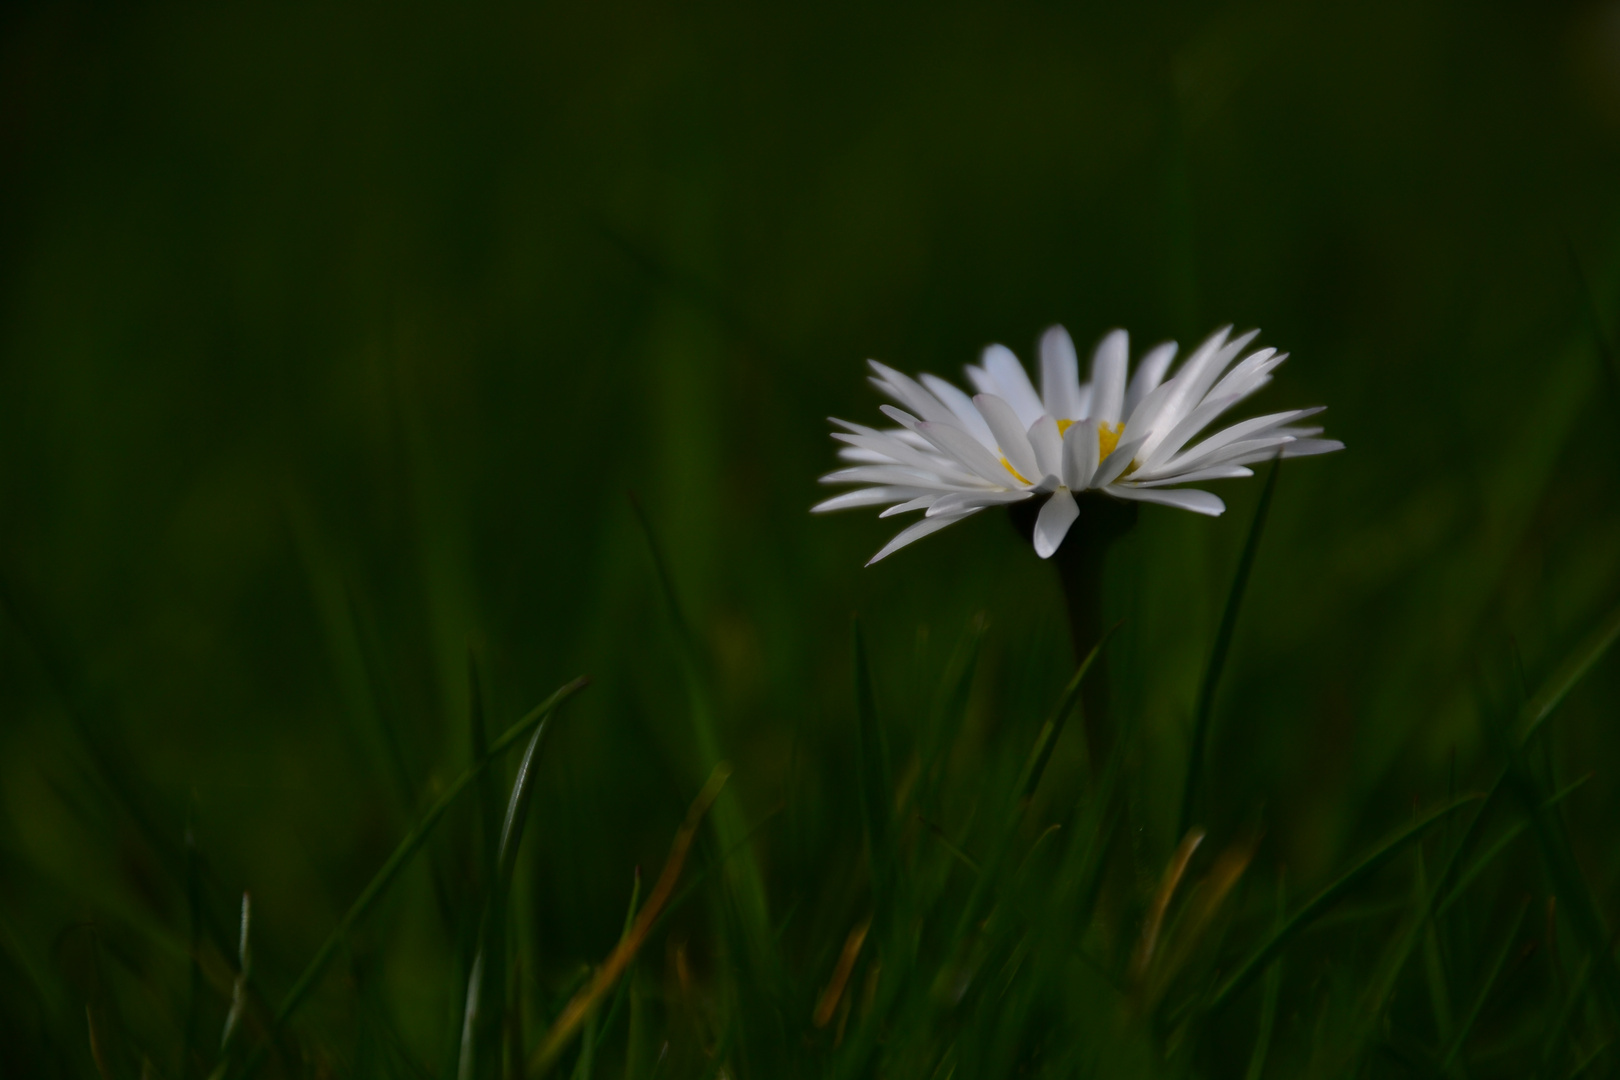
top-left (3, 0), bottom-right (1619, 1073)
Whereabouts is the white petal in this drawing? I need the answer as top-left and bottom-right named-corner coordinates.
top-left (1039, 326), bottom-right (1084, 422)
top-left (811, 486), bottom-right (930, 512)
top-left (964, 363), bottom-right (998, 397)
top-left (1062, 418), bottom-right (1100, 490)
top-left (867, 510), bottom-right (979, 565)
top-left (1089, 330), bottom-right (1128, 423)
top-left (1032, 489), bottom-right (1079, 559)
top-left (1153, 408), bottom-right (1324, 474)
top-left (982, 344), bottom-right (1046, 427)
top-left (1027, 414), bottom-right (1063, 478)
top-left (920, 373), bottom-right (998, 450)
top-left (1092, 436), bottom-right (1147, 488)
top-left (928, 489), bottom-right (1032, 516)
top-left (973, 393), bottom-right (1040, 484)
top-left (1075, 383), bottom-right (1094, 420)
top-left (836, 447), bottom-right (897, 465)
top-left (1124, 341), bottom-right (1177, 415)
top-left (840, 422), bottom-right (974, 479)
top-left (868, 361), bottom-right (958, 425)
top-left (1106, 487), bottom-right (1226, 515)
top-left (1135, 326), bottom-right (1254, 460)
top-left (1205, 348), bottom-right (1284, 406)
top-left (1137, 393), bottom-right (1243, 471)
top-left (1282, 438), bottom-right (1344, 457)
top-left (821, 465), bottom-right (957, 487)
top-left (914, 420), bottom-right (1019, 487)
top-left (879, 494), bottom-right (939, 517)
top-left (1127, 466), bottom-right (1253, 486)
top-left (1120, 379), bottom-right (1178, 454)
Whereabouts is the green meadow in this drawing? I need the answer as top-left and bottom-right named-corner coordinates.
top-left (3, 2), bottom-right (1619, 1076)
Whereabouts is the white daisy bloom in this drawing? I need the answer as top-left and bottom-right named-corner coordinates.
top-left (814, 325), bottom-right (1343, 565)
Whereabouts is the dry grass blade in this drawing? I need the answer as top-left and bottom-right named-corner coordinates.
top-left (529, 763), bottom-right (732, 1075)
top-left (1131, 828), bottom-right (1205, 986)
top-left (814, 918), bottom-right (872, 1028)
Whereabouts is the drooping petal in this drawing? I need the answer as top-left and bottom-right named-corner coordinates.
top-left (867, 510), bottom-right (980, 565)
top-left (1106, 487), bottom-right (1226, 515)
top-left (974, 393), bottom-right (1040, 484)
top-left (1027, 414), bottom-right (1063, 479)
top-left (1032, 488), bottom-right (1080, 558)
top-left (920, 373), bottom-right (998, 450)
top-left (982, 344), bottom-right (1047, 427)
top-left (879, 494), bottom-right (939, 517)
top-left (1039, 325), bottom-right (1084, 422)
top-left (811, 486), bottom-right (931, 512)
top-left (1062, 417), bottom-right (1099, 490)
top-left (1124, 341), bottom-right (1177, 415)
top-left (1089, 329), bottom-right (1128, 423)
top-left (927, 489), bottom-right (1033, 516)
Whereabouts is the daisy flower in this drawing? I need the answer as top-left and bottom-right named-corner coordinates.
top-left (814, 325), bottom-right (1342, 565)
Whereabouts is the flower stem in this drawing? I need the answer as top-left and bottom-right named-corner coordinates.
top-left (1009, 495), bottom-right (1137, 766)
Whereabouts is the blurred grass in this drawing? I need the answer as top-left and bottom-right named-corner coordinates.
top-left (2, 0), bottom-right (1620, 1076)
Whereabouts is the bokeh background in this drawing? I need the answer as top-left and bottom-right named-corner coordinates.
top-left (3, 0), bottom-right (1620, 1073)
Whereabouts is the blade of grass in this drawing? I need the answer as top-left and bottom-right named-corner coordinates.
top-left (852, 618), bottom-right (893, 908)
top-left (1440, 896), bottom-right (1530, 1073)
top-left (1415, 843), bottom-right (1455, 1052)
top-left (182, 805), bottom-right (205, 1080)
top-left (630, 496), bottom-right (773, 964)
top-left (226, 676), bottom-right (587, 1080)
top-left (591, 871), bottom-right (644, 1055)
top-left (457, 652), bottom-right (503, 1080)
top-left (920, 617), bottom-right (984, 816)
top-left (1500, 605), bottom-right (1620, 1022)
top-left (1210, 794), bottom-right (1480, 1010)
top-left (529, 763), bottom-right (730, 1075)
top-left (460, 704), bottom-right (554, 1080)
top-left (1437, 773), bottom-right (1592, 918)
top-left (1015, 622), bottom-right (1118, 806)
top-left (1243, 871), bottom-right (1286, 1080)
top-left (1357, 601), bottom-right (1620, 1029)
top-left (1179, 454), bottom-right (1280, 839)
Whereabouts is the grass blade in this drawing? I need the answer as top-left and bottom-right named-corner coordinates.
top-left (1015, 621), bottom-right (1118, 806)
top-left (1179, 455), bottom-right (1280, 838)
top-left (630, 496), bottom-right (773, 967)
top-left (229, 676), bottom-right (588, 1080)
top-left (460, 707), bottom-right (554, 1080)
top-left (530, 764), bottom-right (731, 1075)
top-left (852, 618), bottom-right (893, 899)
top-left (1210, 794), bottom-right (1480, 1010)
top-left (1440, 895), bottom-right (1530, 1072)
top-left (1243, 872), bottom-right (1286, 1080)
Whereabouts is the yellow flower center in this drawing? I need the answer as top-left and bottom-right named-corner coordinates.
top-left (1096, 421), bottom-right (1124, 460)
top-left (1000, 455), bottom-right (1033, 485)
top-left (999, 421), bottom-right (1126, 485)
